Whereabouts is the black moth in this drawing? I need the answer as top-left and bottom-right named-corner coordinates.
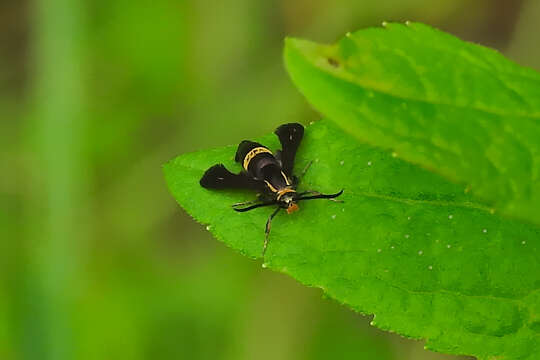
top-left (200, 123), bottom-right (343, 255)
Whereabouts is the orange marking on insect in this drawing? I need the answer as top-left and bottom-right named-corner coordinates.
top-left (287, 203), bottom-right (299, 214)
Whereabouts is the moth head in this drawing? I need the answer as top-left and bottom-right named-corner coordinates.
top-left (280, 193), bottom-right (299, 214)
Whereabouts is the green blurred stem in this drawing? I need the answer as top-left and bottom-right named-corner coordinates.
top-left (28, 0), bottom-right (86, 358)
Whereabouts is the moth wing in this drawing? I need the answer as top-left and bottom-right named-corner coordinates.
top-left (200, 164), bottom-right (265, 191)
top-left (235, 140), bottom-right (266, 163)
top-left (274, 123), bottom-right (304, 176)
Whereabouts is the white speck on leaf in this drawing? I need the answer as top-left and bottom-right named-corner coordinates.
top-left (206, 225), bottom-right (211, 231)
top-left (483, 228), bottom-right (488, 233)
top-left (404, 234), bottom-right (410, 239)
top-left (377, 248), bottom-right (382, 253)
top-left (447, 244), bottom-right (451, 248)
top-left (418, 250), bottom-right (423, 255)
top-left (367, 161), bottom-right (372, 166)
top-left (448, 214), bottom-right (453, 219)
top-left (428, 265), bottom-right (433, 270)
top-left (331, 214), bottom-right (336, 219)
top-left (340, 160), bottom-right (344, 165)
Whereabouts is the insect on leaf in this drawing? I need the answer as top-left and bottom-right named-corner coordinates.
top-left (164, 120), bottom-right (540, 360)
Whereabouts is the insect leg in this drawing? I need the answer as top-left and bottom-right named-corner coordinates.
top-left (231, 193), bottom-right (265, 208)
top-left (290, 161), bottom-right (313, 188)
top-left (232, 199), bottom-right (260, 207)
top-left (263, 207), bottom-right (281, 256)
top-left (300, 160), bottom-right (313, 178)
top-left (297, 190), bottom-right (318, 196)
top-left (298, 190), bottom-right (344, 202)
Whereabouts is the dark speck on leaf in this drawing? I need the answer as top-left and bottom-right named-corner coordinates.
top-left (327, 58), bottom-right (339, 67)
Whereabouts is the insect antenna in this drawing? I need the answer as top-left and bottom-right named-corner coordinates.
top-left (297, 189), bottom-right (344, 201)
top-left (233, 201), bottom-right (278, 212)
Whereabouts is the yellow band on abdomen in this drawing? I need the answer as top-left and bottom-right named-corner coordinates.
top-left (243, 147), bottom-right (273, 170)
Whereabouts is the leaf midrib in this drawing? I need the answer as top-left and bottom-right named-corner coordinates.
top-left (169, 158), bottom-right (492, 213)
top-left (352, 190), bottom-right (491, 213)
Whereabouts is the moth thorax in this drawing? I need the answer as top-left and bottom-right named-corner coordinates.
top-left (276, 188), bottom-right (296, 201)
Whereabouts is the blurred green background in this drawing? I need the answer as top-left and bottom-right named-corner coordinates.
top-left (1, 0), bottom-right (539, 359)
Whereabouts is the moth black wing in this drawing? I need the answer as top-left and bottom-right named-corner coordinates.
top-left (200, 164), bottom-right (265, 191)
top-left (235, 141), bottom-right (266, 163)
top-left (274, 123), bottom-right (304, 177)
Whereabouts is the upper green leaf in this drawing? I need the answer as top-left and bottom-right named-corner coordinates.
top-left (284, 22), bottom-right (540, 227)
top-left (164, 121), bottom-right (540, 360)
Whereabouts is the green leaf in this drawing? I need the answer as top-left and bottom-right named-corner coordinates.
top-left (284, 22), bottom-right (540, 227)
top-left (164, 121), bottom-right (540, 360)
